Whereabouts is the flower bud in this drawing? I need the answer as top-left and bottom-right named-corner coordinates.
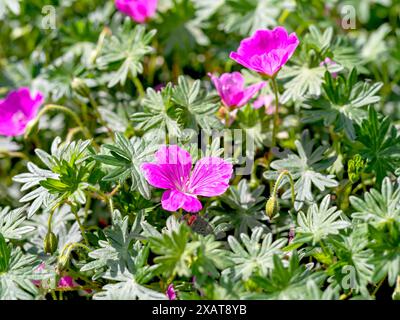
top-left (44, 232), bottom-right (58, 254)
top-left (266, 195), bottom-right (279, 218)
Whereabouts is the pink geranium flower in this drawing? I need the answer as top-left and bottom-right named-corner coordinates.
top-left (166, 284), bottom-right (177, 300)
top-left (253, 95), bottom-right (275, 115)
top-left (115, 0), bottom-right (158, 23)
top-left (320, 57), bottom-right (338, 78)
top-left (0, 87), bottom-right (44, 137)
top-left (58, 276), bottom-right (77, 288)
top-left (230, 27), bottom-right (299, 78)
top-left (209, 72), bottom-right (265, 108)
top-left (142, 145), bottom-right (233, 212)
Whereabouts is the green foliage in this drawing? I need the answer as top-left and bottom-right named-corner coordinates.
top-left (355, 107), bottom-right (400, 184)
top-left (1, 0), bottom-right (400, 301)
top-left (96, 20), bottom-right (156, 88)
top-left (208, 179), bottom-right (269, 238)
top-left (295, 195), bottom-right (350, 245)
top-left (350, 177), bottom-right (400, 227)
top-left (92, 133), bottom-right (157, 199)
top-left (302, 70), bottom-right (383, 140)
top-left (264, 131), bottom-right (338, 210)
top-left (225, 227), bottom-right (286, 280)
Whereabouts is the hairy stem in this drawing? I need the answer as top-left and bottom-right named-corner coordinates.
top-left (270, 77), bottom-right (280, 148)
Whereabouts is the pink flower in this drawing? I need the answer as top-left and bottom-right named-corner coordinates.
top-left (58, 276), bottom-right (77, 288)
top-left (253, 95), bottom-right (276, 115)
top-left (0, 87), bottom-right (44, 137)
top-left (209, 72), bottom-right (266, 108)
top-left (32, 262), bottom-right (46, 286)
top-left (320, 57), bottom-right (338, 78)
top-left (142, 145), bottom-right (233, 212)
top-left (166, 284), bottom-right (177, 300)
top-left (115, 0), bottom-right (158, 23)
top-left (230, 27), bottom-right (299, 77)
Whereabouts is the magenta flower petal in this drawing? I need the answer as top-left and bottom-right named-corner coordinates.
top-left (166, 284), bottom-right (177, 300)
top-left (238, 82), bottom-right (267, 107)
top-left (142, 145), bottom-right (233, 213)
top-left (230, 27), bottom-right (299, 77)
top-left (208, 72), bottom-right (265, 108)
top-left (189, 157), bottom-right (233, 197)
top-left (161, 189), bottom-right (202, 212)
top-left (142, 145), bottom-right (192, 190)
top-left (115, 0), bottom-right (158, 23)
top-left (0, 87), bottom-right (44, 137)
top-left (58, 276), bottom-right (76, 288)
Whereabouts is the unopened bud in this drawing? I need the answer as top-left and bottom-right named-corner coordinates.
top-left (266, 195), bottom-right (279, 218)
top-left (44, 232), bottom-right (58, 254)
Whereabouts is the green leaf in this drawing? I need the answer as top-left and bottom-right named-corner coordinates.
top-left (0, 206), bottom-right (34, 241)
top-left (208, 179), bottom-right (269, 238)
top-left (354, 107), bottom-right (400, 184)
top-left (93, 133), bottom-right (158, 199)
top-left (350, 176), bottom-right (400, 227)
top-left (246, 251), bottom-right (326, 299)
top-left (264, 131), bottom-right (338, 210)
top-left (225, 227), bottom-right (286, 280)
top-left (97, 19), bottom-right (156, 88)
top-left (295, 195), bottom-right (350, 245)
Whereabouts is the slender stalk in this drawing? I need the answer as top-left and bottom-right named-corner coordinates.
top-left (133, 76), bottom-right (145, 98)
top-left (25, 104), bottom-right (91, 140)
top-left (273, 170), bottom-right (295, 206)
top-left (270, 77), bottom-right (280, 148)
top-left (372, 277), bottom-right (386, 297)
top-left (69, 204), bottom-right (90, 246)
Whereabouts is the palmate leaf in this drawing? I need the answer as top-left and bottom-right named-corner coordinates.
top-left (13, 163), bottom-right (57, 218)
top-left (208, 179), bottom-right (269, 238)
top-left (327, 226), bottom-right (374, 296)
top-left (158, 0), bottom-right (209, 56)
top-left (14, 137), bottom-right (94, 216)
top-left (96, 19), bottom-right (156, 88)
top-left (295, 195), bottom-right (350, 245)
top-left (355, 107), bottom-right (400, 184)
top-left (131, 84), bottom-right (181, 137)
top-left (93, 268), bottom-right (166, 300)
top-left (92, 133), bottom-right (158, 199)
top-left (246, 251), bottom-right (326, 300)
top-left (81, 210), bottom-right (143, 277)
top-left (0, 237), bottom-right (41, 300)
top-left (280, 63), bottom-right (342, 104)
top-left (350, 177), bottom-right (400, 227)
top-left (264, 131), bottom-right (338, 210)
top-left (302, 70), bottom-right (383, 140)
top-left (190, 234), bottom-right (232, 283)
top-left (147, 219), bottom-right (195, 278)
top-left (368, 222), bottom-right (400, 286)
top-left (0, 206), bottom-right (34, 241)
top-left (224, 227), bottom-right (286, 281)
top-left (172, 76), bottom-right (222, 133)
top-left (132, 76), bottom-right (222, 136)
top-left (221, 0), bottom-right (295, 36)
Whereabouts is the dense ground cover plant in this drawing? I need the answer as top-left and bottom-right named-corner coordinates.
top-left (0, 0), bottom-right (400, 300)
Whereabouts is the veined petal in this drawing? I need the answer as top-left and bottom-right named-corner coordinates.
top-left (189, 157), bottom-right (233, 197)
top-left (161, 189), bottom-right (202, 212)
top-left (237, 81), bottom-right (266, 107)
top-left (144, 145), bottom-right (192, 190)
top-left (141, 163), bottom-right (175, 189)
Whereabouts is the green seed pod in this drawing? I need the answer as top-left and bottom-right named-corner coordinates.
top-left (266, 195), bottom-right (279, 218)
top-left (44, 232), bottom-right (58, 255)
